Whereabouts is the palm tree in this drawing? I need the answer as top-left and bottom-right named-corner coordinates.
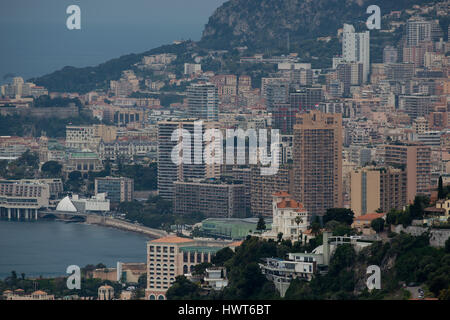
top-left (294, 216), bottom-right (303, 227)
top-left (310, 222), bottom-right (321, 237)
top-left (277, 232), bottom-right (283, 242)
top-left (294, 216), bottom-right (303, 242)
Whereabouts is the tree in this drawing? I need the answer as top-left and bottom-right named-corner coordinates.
top-left (256, 216), bottom-right (266, 231)
top-left (95, 263), bottom-right (106, 269)
top-left (324, 208), bottom-right (355, 225)
top-left (294, 216), bottom-right (303, 227)
top-left (137, 273), bottom-right (147, 288)
top-left (438, 176), bottom-right (445, 199)
top-left (18, 150), bottom-right (39, 168)
top-left (310, 222), bottom-right (321, 237)
top-left (192, 262), bottom-right (212, 276)
top-left (212, 247), bottom-right (234, 266)
top-left (409, 195), bottom-right (430, 220)
top-left (371, 218), bottom-right (385, 233)
top-left (166, 276), bottom-right (201, 300)
top-left (277, 232), bottom-right (283, 242)
top-left (295, 216), bottom-right (303, 241)
top-left (0, 159), bottom-right (8, 177)
top-left (68, 170), bottom-right (82, 181)
top-left (41, 161), bottom-right (62, 177)
top-left (439, 289), bottom-right (450, 300)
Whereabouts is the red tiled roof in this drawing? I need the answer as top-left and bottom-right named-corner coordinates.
top-left (32, 290), bottom-right (47, 295)
top-left (277, 199), bottom-right (304, 210)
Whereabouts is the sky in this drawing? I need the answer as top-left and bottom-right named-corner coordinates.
top-left (0, 0), bottom-right (226, 83)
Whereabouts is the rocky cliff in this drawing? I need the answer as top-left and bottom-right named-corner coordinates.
top-left (201, 0), bottom-right (437, 49)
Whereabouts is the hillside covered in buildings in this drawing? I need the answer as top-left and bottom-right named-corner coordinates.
top-left (0, 0), bottom-right (450, 302)
top-left (27, 0), bottom-right (450, 93)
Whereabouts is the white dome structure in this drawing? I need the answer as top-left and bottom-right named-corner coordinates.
top-left (56, 196), bottom-right (77, 212)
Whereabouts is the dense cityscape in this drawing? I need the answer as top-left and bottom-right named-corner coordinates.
top-left (0, 0), bottom-right (449, 305)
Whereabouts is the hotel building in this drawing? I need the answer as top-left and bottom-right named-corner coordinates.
top-left (145, 236), bottom-right (229, 300)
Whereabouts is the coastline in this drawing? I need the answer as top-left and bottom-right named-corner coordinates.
top-left (84, 215), bottom-right (168, 239)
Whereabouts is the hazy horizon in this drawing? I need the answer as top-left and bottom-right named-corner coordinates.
top-left (0, 0), bottom-right (226, 83)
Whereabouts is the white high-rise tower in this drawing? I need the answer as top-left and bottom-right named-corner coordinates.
top-left (342, 24), bottom-right (370, 83)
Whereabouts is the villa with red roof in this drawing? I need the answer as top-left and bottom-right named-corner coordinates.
top-left (259, 191), bottom-right (311, 242)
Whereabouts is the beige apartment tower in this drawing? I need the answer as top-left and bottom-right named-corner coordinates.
top-left (293, 111), bottom-right (343, 217)
top-left (383, 143), bottom-right (431, 203)
top-left (351, 166), bottom-right (407, 217)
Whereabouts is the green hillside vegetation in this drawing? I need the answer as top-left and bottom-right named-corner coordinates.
top-left (166, 233), bottom-right (450, 300)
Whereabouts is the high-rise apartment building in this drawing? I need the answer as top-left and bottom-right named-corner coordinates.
top-left (383, 143), bottom-right (431, 203)
top-left (187, 83), bottom-right (219, 121)
top-left (250, 165), bottom-right (293, 217)
top-left (398, 95), bottom-right (432, 120)
top-left (266, 83), bottom-right (292, 134)
top-left (289, 87), bottom-right (324, 112)
top-left (293, 111), bottom-right (343, 218)
top-left (157, 119), bottom-right (220, 201)
top-left (350, 166), bottom-right (407, 217)
top-left (406, 17), bottom-right (432, 47)
top-left (342, 24), bottom-right (370, 83)
top-left (173, 179), bottom-right (246, 218)
top-left (336, 63), bottom-right (363, 96)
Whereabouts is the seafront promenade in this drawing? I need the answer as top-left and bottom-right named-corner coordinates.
top-left (85, 215), bottom-right (168, 239)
